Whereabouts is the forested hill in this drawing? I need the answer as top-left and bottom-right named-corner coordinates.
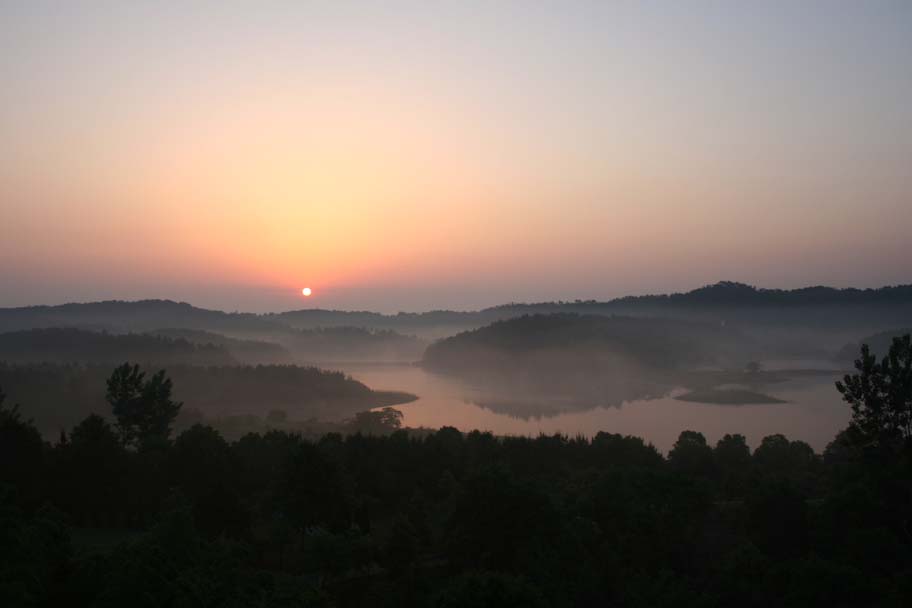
top-left (0, 299), bottom-right (282, 334)
top-left (487, 281), bottom-right (912, 312)
top-left (0, 302), bottom-right (424, 361)
top-left (0, 363), bottom-right (411, 434)
top-left (147, 328), bottom-right (294, 365)
top-left (0, 328), bottom-right (238, 366)
top-left (275, 282), bottom-right (912, 333)
top-left (422, 314), bottom-right (752, 375)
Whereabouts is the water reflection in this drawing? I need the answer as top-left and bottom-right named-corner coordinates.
top-left (331, 362), bottom-right (850, 453)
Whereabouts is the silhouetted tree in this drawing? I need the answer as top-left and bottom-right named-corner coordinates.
top-left (591, 431), bottom-right (664, 468)
top-left (668, 430), bottom-right (714, 478)
top-left (106, 363), bottom-right (182, 448)
top-left (170, 425), bottom-right (248, 538)
top-left (836, 334), bottom-right (912, 450)
top-left (62, 414), bottom-right (127, 525)
top-left (714, 433), bottom-right (752, 497)
top-left (70, 413), bottom-right (121, 450)
top-left (753, 434), bottom-right (819, 495)
top-left (345, 407), bottom-right (403, 435)
top-left (0, 386), bottom-right (46, 508)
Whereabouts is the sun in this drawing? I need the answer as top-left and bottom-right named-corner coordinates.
top-left (302, 287), bottom-right (312, 297)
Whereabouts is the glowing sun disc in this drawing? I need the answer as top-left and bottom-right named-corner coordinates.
top-left (302, 287), bottom-right (312, 297)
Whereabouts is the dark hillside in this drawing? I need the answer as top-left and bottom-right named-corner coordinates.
top-left (0, 362), bottom-right (411, 434)
top-left (423, 313), bottom-right (752, 374)
top-left (0, 328), bottom-right (237, 366)
top-left (148, 328), bottom-right (293, 365)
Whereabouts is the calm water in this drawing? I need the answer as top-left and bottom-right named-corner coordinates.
top-left (334, 362), bottom-right (851, 454)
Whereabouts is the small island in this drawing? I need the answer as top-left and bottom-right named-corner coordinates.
top-left (675, 388), bottom-right (786, 405)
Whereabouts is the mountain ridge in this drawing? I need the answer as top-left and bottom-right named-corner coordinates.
top-left (2, 281), bottom-right (911, 339)
top-left (7, 280), bottom-right (908, 317)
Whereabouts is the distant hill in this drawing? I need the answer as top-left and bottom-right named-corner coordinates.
top-left (480, 282), bottom-right (912, 340)
top-left (0, 301), bottom-right (426, 362)
top-left (834, 328), bottom-right (912, 363)
top-left (0, 299), bottom-right (283, 335)
top-left (422, 313), bottom-right (752, 375)
top-left (3, 282), bottom-right (911, 354)
top-left (602, 281), bottom-right (912, 308)
top-left (421, 313), bottom-right (755, 412)
top-left (0, 362), bottom-right (415, 435)
top-left (147, 328), bottom-right (294, 365)
top-left (273, 282), bottom-right (912, 346)
top-left (0, 328), bottom-right (237, 366)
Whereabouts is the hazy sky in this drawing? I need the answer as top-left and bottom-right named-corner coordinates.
top-left (2, 1), bottom-right (910, 312)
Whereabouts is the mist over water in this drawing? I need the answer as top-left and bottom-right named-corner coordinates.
top-left (337, 362), bottom-right (848, 453)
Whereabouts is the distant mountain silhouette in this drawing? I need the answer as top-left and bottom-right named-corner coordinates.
top-left (4, 282), bottom-right (911, 328)
top-left (482, 281), bottom-right (912, 324)
top-left (603, 281), bottom-right (912, 307)
top-left (2, 282), bottom-right (911, 355)
top-left (0, 299), bottom-right (283, 334)
top-left (274, 282), bottom-right (912, 333)
top-left (0, 328), bottom-right (237, 366)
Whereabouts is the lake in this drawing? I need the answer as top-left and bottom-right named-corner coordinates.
top-left (333, 361), bottom-right (851, 454)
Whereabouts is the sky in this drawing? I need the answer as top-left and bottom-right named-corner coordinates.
top-left (1, 1), bottom-right (910, 313)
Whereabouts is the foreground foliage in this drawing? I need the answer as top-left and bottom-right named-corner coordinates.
top-left (1, 339), bottom-right (911, 607)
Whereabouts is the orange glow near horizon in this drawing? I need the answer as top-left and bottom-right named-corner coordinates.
top-left (2, 4), bottom-right (910, 312)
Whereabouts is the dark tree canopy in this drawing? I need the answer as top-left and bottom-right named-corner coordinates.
top-left (0, 386), bottom-right (45, 506)
top-left (836, 334), bottom-right (912, 448)
top-left (106, 363), bottom-right (182, 448)
top-left (2, 359), bottom-right (912, 607)
top-left (345, 407), bottom-right (404, 435)
top-left (668, 430), bottom-right (714, 478)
